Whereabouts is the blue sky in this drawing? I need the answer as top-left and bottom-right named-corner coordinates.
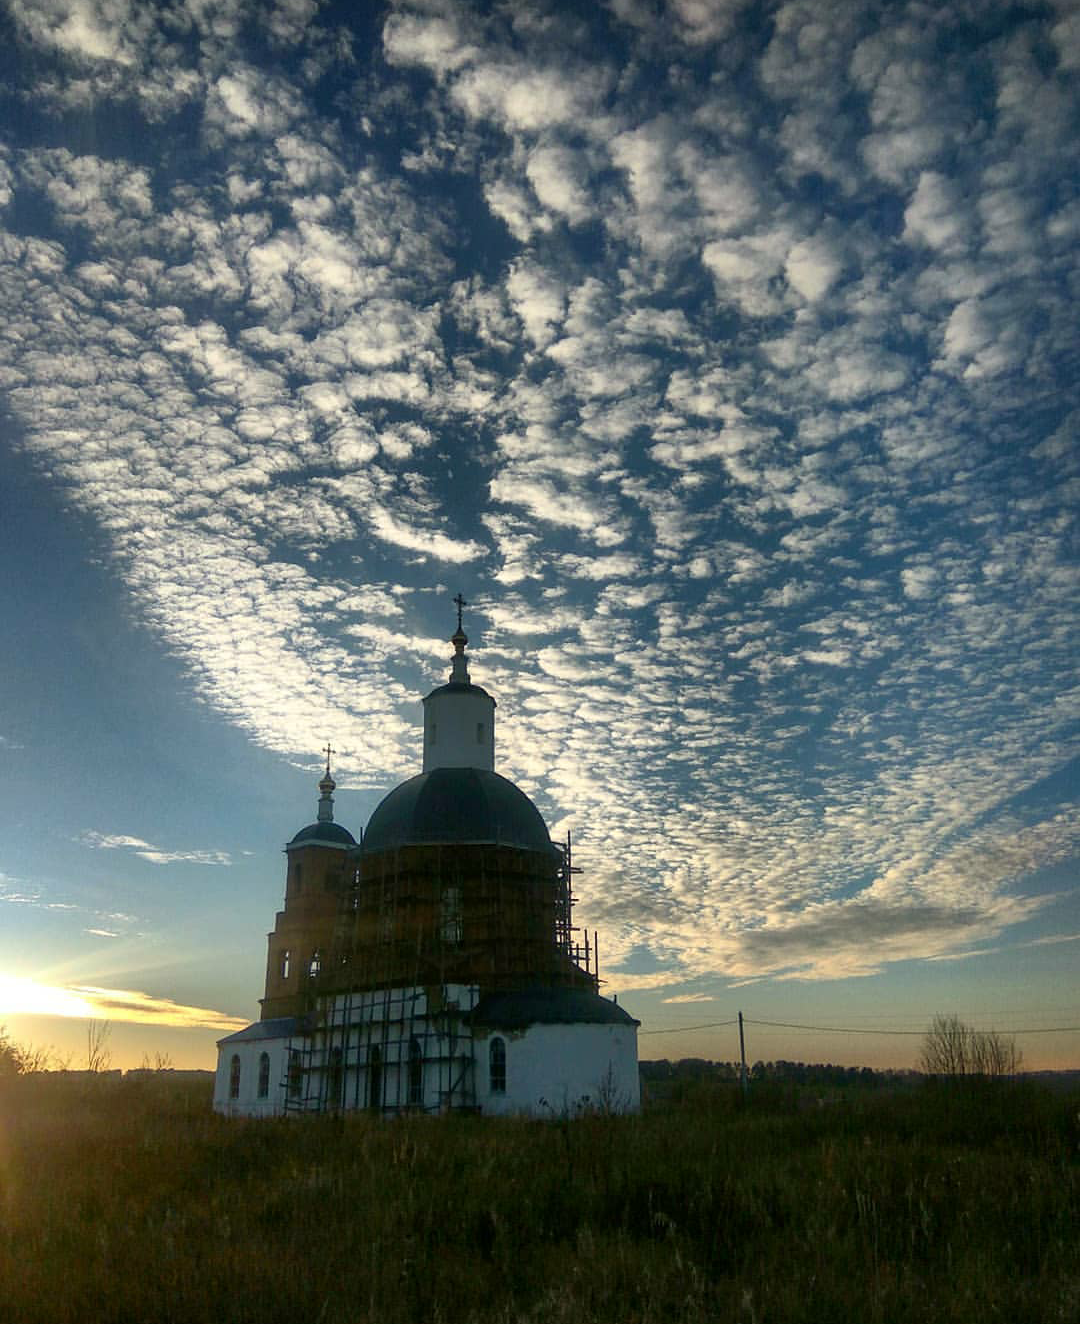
top-left (0, 0), bottom-right (1077, 1071)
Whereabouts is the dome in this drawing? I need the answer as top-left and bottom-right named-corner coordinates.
top-left (424, 680), bottom-right (494, 702)
top-left (287, 821), bottom-right (357, 848)
top-left (363, 767), bottom-right (554, 855)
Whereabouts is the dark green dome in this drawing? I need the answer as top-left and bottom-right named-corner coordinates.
top-left (288, 821), bottom-right (356, 848)
top-left (363, 767), bottom-right (553, 854)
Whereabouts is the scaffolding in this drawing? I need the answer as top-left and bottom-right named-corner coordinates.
top-left (282, 832), bottom-right (595, 1115)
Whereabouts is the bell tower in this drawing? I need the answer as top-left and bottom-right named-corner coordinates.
top-left (261, 747), bottom-right (356, 1020)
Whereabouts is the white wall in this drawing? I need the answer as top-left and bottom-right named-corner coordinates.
top-left (422, 688), bottom-right (495, 771)
top-left (477, 1022), bottom-right (640, 1117)
top-left (214, 992), bottom-right (641, 1119)
top-left (213, 1036), bottom-right (292, 1117)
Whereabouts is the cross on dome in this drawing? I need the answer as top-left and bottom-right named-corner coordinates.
top-left (450, 592), bottom-right (470, 682)
top-left (318, 742), bottom-right (337, 822)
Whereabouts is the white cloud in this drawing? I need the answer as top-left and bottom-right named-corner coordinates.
top-left (904, 171), bottom-right (971, 253)
top-left (525, 145), bottom-right (593, 225)
top-left (901, 565), bottom-right (938, 601)
top-left (382, 10), bottom-right (477, 75)
top-left (80, 831), bottom-right (232, 865)
top-left (785, 232), bottom-right (843, 302)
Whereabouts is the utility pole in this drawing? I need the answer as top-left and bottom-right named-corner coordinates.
top-left (738, 1010), bottom-right (748, 1097)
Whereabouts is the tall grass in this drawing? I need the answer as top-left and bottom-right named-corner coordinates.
top-left (1, 1074), bottom-right (1077, 1323)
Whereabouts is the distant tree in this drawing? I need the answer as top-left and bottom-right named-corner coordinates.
top-left (86, 1020), bottom-right (113, 1073)
top-left (920, 1014), bottom-right (1022, 1080)
top-left (0, 1024), bottom-right (26, 1076)
top-left (0, 1025), bottom-right (66, 1074)
top-left (139, 1050), bottom-right (175, 1072)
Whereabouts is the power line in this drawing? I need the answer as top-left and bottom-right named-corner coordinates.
top-left (747, 1018), bottom-right (1080, 1037)
top-left (639, 1016), bottom-right (1080, 1038)
top-left (748, 1018), bottom-right (923, 1036)
top-left (639, 1019), bottom-right (737, 1035)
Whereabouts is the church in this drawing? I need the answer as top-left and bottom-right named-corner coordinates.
top-left (213, 601), bottom-right (640, 1117)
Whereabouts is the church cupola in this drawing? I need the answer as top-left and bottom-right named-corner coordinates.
top-left (286, 746), bottom-right (356, 851)
top-left (422, 595), bottom-right (496, 773)
top-left (317, 747), bottom-right (336, 823)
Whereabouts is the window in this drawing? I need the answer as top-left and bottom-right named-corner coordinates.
top-left (292, 862), bottom-right (303, 894)
top-left (327, 1046), bottom-right (343, 1108)
top-left (407, 1037), bottom-right (423, 1107)
top-left (429, 722), bottom-right (437, 746)
top-left (287, 1050), bottom-right (304, 1100)
top-left (308, 949), bottom-right (322, 979)
top-left (368, 1045), bottom-right (382, 1111)
top-left (257, 1052), bottom-right (270, 1099)
top-left (489, 1038), bottom-right (506, 1094)
top-left (439, 884), bottom-right (463, 945)
top-left (229, 1054), bottom-right (241, 1100)
top-left (476, 722), bottom-right (485, 744)
top-left (280, 949), bottom-right (291, 980)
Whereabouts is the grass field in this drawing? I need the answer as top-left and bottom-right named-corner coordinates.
top-left (1, 1073), bottom-right (1077, 1323)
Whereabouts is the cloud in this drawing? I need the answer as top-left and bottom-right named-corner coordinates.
top-left (80, 832), bottom-right (232, 866)
top-left (785, 233), bottom-right (844, 302)
top-left (0, 974), bottom-right (249, 1030)
top-left (525, 146), bottom-right (593, 225)
top-left (1, 0), bottom-right (1075, 1009)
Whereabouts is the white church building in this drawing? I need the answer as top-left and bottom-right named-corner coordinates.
top-left (214, 602), bottom-right (640, 1117)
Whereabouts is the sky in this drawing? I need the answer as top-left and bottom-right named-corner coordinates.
top-left (0, 0), bottom-right (1077, 1073)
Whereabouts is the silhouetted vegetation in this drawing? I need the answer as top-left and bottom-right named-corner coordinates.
top-left (918, 1012), bottom-right (1022, 1079)
top-left (1, 1066), bottom-right (1077, 1322)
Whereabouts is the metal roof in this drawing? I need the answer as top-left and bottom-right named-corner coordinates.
top-left (287, 821), bottom-right (357, 849)
top-left (466, 987), bottom-right (640, 1029)
top-left (363, 766), bottom-right (554, 854)
top-left (216, 1015), bottom-right (307, 1047)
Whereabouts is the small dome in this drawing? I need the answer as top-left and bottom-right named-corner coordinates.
top-left (363, 767), bottom-right (553, 855)
top-left (287, 821), bottom-right (356, 848)
top-left (423, 680), bottom-right (494, 702)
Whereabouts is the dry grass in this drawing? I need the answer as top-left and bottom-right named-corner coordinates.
top-left (1, 1073), bottom-right (1077, 1323)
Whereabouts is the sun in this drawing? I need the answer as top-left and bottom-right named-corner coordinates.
top-left (0, 974), bottom-right (97, 1020)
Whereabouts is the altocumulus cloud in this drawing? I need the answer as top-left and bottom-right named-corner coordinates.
top-left (0, 0), bottom-right (1077, 996)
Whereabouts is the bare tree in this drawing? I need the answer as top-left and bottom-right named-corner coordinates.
top-left (920, 1014), bottom-right (1021, 1080)
top-left (0, 1025), bottom-right (70, 1074)
top-left (86, 1020), bottom-right (112, 1073)
top-left (971, 1027), bottom-right (1022, 1077)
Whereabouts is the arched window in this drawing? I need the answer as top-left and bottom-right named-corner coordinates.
top-left (292, 862), bottom-right (303, 894)
top-left (257, 1052), bottom-right (270, 1099)
top-left (407, 1037), bottom-right (423, 1107)
top-left (308, 949), bottom-right (322, 979)
top-left (280, 949), bottom-right (291, 980)
top-left (287, 1050), bottom-right (304, 1100)
top-left (229, 1054), bottom-right (241, 1100)
top-left (489, 1037), bottom-right (506, 1094)
top-left (476, 722), bottom-right (485, 744)
top-left (368, 1044), bottom-right (382, 1112)
top-left (429, 722), bottom-right (437, 746)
